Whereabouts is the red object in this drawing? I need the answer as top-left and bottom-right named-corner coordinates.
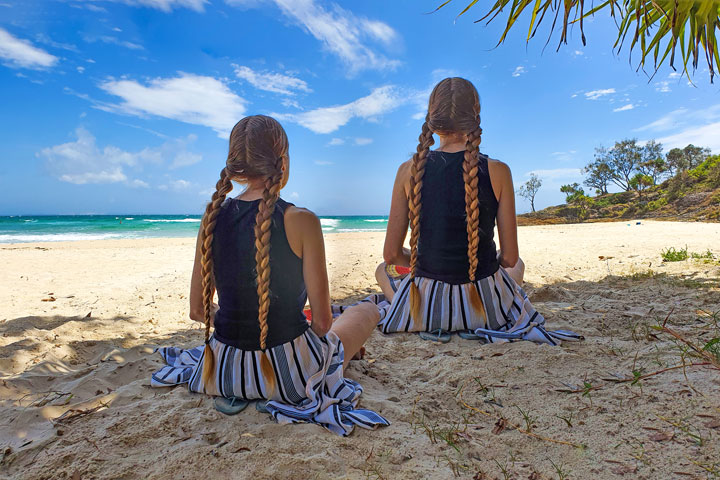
top-left (303, 307), bottom-right (312, 323)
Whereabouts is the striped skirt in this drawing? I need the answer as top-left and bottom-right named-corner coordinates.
top-left (151, 329), bottom-right (389, 436)
top-left (377, 266), bottom-right (582, 345)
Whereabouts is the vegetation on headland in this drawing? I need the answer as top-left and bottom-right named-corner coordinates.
top-left (518, 140), bottom-right (720, 226)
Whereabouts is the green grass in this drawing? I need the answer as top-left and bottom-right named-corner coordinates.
top-left (661, 246), bottom-right (688, 262)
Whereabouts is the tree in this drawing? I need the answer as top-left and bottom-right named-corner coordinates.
top-left (629, 173), bottom-right (654, 199)
top-left (432, 1), bottom-right (720, 83)
top-left (595, 139), bottom-right (643, 191)
top-left (638, 140), bottom-right (668, 184)
top-left (518, 173), bottom-right (542, 212)
top-left (560, 183), bottom-right (585, 204)
top-left (583, 158), bottom-right (613, 195)
top-left (666, 144), bottom-right (712, 174)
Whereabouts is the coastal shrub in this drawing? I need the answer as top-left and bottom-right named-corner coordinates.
top-left (688, 155), bottom-right (720, 180)
top-left (666, 171), bottom-right (692, 201)
top-left (647, 197), bottom-right (668, 211)
top-left (661, 246), bottom-right (688, 262)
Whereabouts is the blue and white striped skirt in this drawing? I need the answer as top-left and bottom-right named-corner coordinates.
top-left (151, 329), bottom-right (389, 436)
top-left (377, 267), bottom-right (582, 345)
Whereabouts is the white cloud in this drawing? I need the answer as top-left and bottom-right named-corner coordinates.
top-left (572, 50), bottom-right (584, 56)
top-left (327, 138), bottom-right (344, 146)
top-left (233, 64), bottom-right (310, 95)
top-left (655, 81), bottom-right (671, 93)
top-left (38, 127), bottom-right (203, 185)
top-left (668, 72), bottom-right (681, 78)
top-left (656, 122), bottom-right (720, 151)
top-left (635, 108), bottom-right (689, 132)
top-left (88, 0), bottom-right (208, 12)
top-left (226, 0), bottom-right (400, 73)
top-left (171, 151), bottom-right (202, 169)
top-left (584, 88), bottom-right (615, 100)
top-left (354, 137), bottom-right (372, 146)
top-left (289, 191), bottom-right (299, 199)
top-left (77, 66), bottom-right (85, 73)
top-left (98, 73), bottom-right (247, 137)
top-left (275, 85), bottom-right (401, 134)
top-left (511, 66), bottom-right (526, 77)
top-left (613, 104), bottom-right (634, 112)
top-left (85, 35), bottom-right (144, 50)
top-left (0, 28), bottom-right (59, 69)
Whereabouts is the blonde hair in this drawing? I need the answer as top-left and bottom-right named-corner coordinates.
top-left (199, 115), bottom-right (288, 396)
top-left (408, 78), bottom-right (487, 327)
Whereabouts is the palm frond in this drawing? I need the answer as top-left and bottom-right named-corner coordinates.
top-left (433, 0), bottom-right (720, 82)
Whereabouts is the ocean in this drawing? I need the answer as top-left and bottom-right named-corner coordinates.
top-left (0, 215), bottom-right (389, 243)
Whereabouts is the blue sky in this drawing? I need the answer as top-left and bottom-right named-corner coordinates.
top-left (0, 0), bottom-right (718, 216)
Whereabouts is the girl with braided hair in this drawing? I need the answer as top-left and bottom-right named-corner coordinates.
top-left (375, 78), bottom-right (581, 345)
top-left (151, 115), bottom-right (389, 435)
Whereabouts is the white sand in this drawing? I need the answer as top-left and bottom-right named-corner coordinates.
top-left (1, 220), bottom-right (719, 479)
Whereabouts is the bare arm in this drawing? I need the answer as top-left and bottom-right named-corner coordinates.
top-left (383, 161), bottom-right (411, 266)
top-left (285, 207), bottom-right (333, 337)
top-left (189, 228), bottom-right (207, 323)
top-left (488, 160), bottom-right (519, 268)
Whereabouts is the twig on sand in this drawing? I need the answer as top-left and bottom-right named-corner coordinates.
top-left (53, 402), bottom-right (110, 425)
top-left (457, 380), bottom-right (584, 449)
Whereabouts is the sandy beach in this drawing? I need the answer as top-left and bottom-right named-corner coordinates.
top-left (1, 220), bottom-right (719, 479)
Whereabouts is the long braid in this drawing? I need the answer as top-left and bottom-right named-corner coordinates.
top-left (254, 155), bottom-right (285, 397)
top-left (408, 117), bottom-right (435, 328)
top-left (199, 167), bottom-right (233, 392)
top-left (463, 122), bottom-right (488, 324)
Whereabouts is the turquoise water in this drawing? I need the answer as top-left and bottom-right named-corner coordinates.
top-left (0, 215), bottom-right (389, 243)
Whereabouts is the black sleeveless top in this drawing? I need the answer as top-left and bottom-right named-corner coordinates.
top-left (416, 150), bottom-right (500, 284)
top-left (212, 197), bottom-right (308, 351)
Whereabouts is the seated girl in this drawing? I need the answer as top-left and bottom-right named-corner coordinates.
top-left (375, 78), bottom-right (581, 345)
top-left (151, 115), bottom-right (389, 435)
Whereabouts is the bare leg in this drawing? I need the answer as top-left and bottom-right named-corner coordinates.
top-left (505, 257), bottom-right (525, 286)
top-left (330, 302), bottom-right (379, 371)
top-left (375, 262), bottom-right (396, 303)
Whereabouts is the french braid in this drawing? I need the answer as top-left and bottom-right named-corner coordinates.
top-left (254, 155), bottom-right (285, 397)
top-left (408, 116), bottom-right (435, 328)
top-left (199, 167), bottom-right (233, 391)
top-left (463, 122), bottom-right (488, 324)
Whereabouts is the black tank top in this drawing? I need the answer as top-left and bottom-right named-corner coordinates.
top-left (416, 150), bottom-right (500, 284)
top-left (212, 197), bottom-right (308, 350)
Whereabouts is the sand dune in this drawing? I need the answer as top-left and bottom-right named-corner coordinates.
top-left (1, 221), bottom-right (719, 479)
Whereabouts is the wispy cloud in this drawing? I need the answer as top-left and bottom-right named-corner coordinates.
top-left (226, 0), bottom-right (400, 73)
top-left (511, 66), bottom-right (526, 77)
top-left (636, 104), bottom-right (720, 151)
top-left (354, 137), bottom-right (372, 146)
top-left (85, 35), bottom-right (144, 50)
top-left (275, 85), bottom-right (402, 134)
top-left (98, 72), bottom-right (247, 137)
top-left (327, 138), bottom-right (344, 146)
top-left (584, 88), bottom-right (615, 100)
top-left (38, 127), bottom-right (203, 185)
top-left (0, 28), bottom-right (59, 69)
top-left (314, 160), bottom-right (334, 166)
top-left (613, 104), bottom-right (634, 112)
top-left (656, 123), bottom-right (720, 151)
top-left (233, 64), bottom-right (310, 95)
top-left (85, 0), bottom-right (208, 12)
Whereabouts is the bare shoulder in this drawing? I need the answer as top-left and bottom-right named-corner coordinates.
top-left (285, 205), bottom-right (321, 231)
top-left (397, 159), bottom-right (412, 179)
top-left (487, 158), bottom-right (511, 177)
